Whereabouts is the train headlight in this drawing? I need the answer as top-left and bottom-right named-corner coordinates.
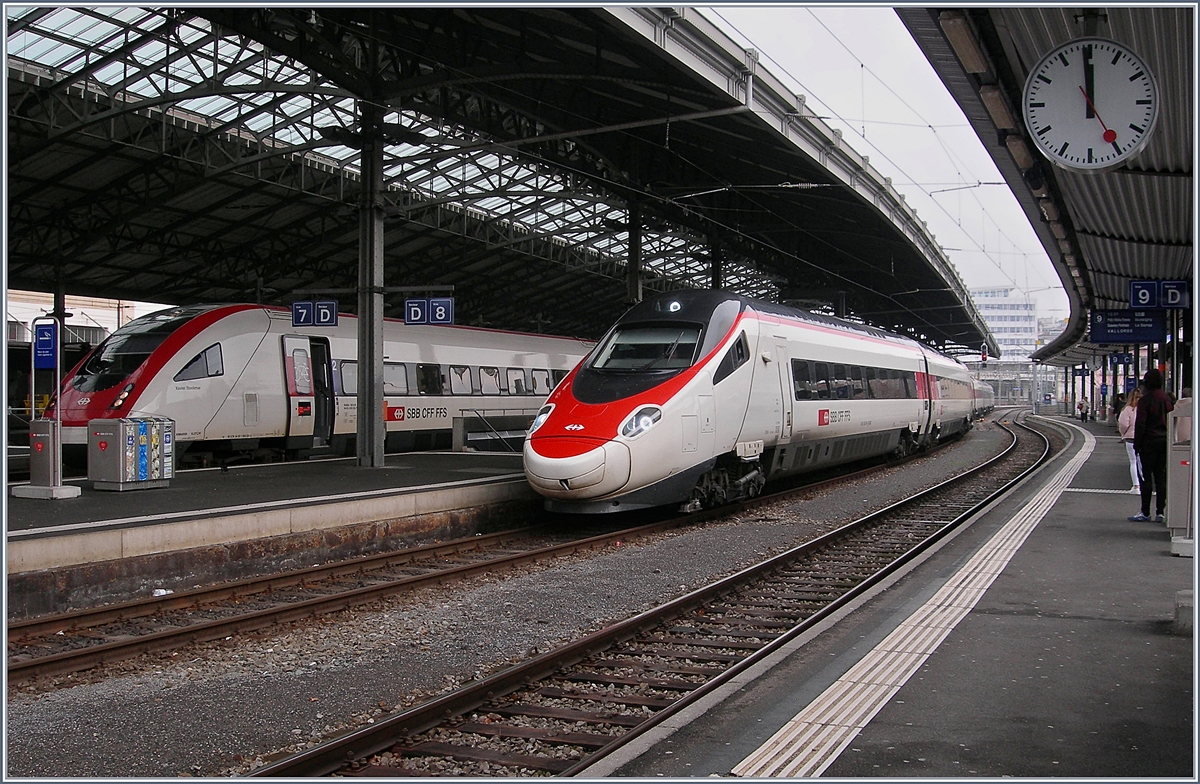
top-left (529, 404), bottom-right (554, 434)
top-left (110, 383), bottom-right (135, 410)
top-left (620, 406), bottom-right (662, 438)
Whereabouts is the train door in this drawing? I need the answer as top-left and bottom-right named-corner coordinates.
top-left (775, 343), bottom-right (792, 444)
top-left (282, 334), bottom-right (333, 447)
top-left (917, 354), bottom-right (935, 444)
top-left (309, 338), bottom-right (334, 447)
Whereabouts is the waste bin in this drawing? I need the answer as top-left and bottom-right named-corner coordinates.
top-left (1166, 399), bottom-right (1193, 555)
top-left (11, 418), bottom-right (82, 499)
top-left (28, 418), bottom-right (61, 488)
top-left (88, 417), bottom-right (175, 491)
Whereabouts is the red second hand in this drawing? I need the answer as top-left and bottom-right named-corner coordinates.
top-left (1079, 86), bottom-right (1118, 144)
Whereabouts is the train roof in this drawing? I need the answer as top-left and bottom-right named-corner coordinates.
top-left (627, 289), bottom-right (934, 355)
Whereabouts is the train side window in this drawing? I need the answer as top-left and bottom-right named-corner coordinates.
top-left (480, 367), bottom-right (501, 395)
top-left (832, 364), bottom-right (850, 399)
top-left (507, 368), bottom-right (527, 395)
top-left (863, 367), bottom-right (877, 399)
top-left (292, 349), bottom-right (312, 395)
top-left (850, 366), bottom-right (867, 399)
top-left (531, 369), bottom-right (551, 396)
top-left (792, 359), bottom-right (812, 400)
top-left (902, 370), bottom-right (918, 399)
top-left (384, 362), bottom-right (408, 395)
top-left (813, 362), bottom-right (831, 400)
top-left (417, 363), bottom-right (444, 395)
top-left (714, 332), bottom-right (750, 385)
top-left (173, 343), bottom-right (223, 382)
top-left (340, 361), bottom-right (357, 395)
top-left (551, 369), bottom-right (569, 388)
top-left (449, 365), bottom-right (473, 395)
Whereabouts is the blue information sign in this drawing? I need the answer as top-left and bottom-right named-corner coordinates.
top-left (292, 300), bottom-right (338, 327)
top-left (291, 301), bottom-right (314, 327)
top-left (1110, 352), bottom-right (1134, 367)
top-left (33, 322), bottom-right (57, 370)
top-left (1089, 310), bottom-right (1166, 344)
top-left (1130, 280), bottom-right (1159, 309)
top-left (314, 300), bottom-right (338, 326)
top-left (1129, 279), bottom-right (1191, 310)
top-left (429, 297), bottom-right (454, 324)
top-left (403, 298), bottom-right (455, 325)
top-left (1160, 281), bottom-right (1190, 309)
top-left (404, 299), bottom-right (429, 324)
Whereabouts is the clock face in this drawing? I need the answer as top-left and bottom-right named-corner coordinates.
top-left (1022, 37), bottom-right (1160, 171)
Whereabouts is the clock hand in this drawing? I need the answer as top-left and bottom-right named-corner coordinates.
top-left (1083, 45), bottom-right (1095, 119)
top-left (1078, 85), bottom-right (1118, 144)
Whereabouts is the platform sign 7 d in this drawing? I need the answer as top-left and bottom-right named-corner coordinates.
top-left (292, 300), bottom-right (338, 327)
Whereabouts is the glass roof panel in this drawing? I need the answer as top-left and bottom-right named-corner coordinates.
top-left (5, 5), bottom-right (782, 303)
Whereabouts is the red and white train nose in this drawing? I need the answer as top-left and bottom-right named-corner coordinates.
top-left (523, 435), bottom-right (631, 500)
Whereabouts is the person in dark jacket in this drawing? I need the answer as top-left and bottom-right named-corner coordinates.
top-left (1129, 368), bottom-right (1173, 522)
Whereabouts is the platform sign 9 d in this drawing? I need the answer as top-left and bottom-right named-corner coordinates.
top-left (1130, 280), bottom-right (1190, 309)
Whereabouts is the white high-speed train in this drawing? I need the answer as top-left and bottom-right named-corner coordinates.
top-left (524, 290), bottom-right (978, 513)
top-left (52, 303), bottom-right (592, 463)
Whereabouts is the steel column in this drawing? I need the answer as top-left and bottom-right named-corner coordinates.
top-left (357, 100), bottom-right (386, 468)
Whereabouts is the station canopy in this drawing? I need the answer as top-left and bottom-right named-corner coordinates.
top-left (8, 6), bottom-right (994, 354)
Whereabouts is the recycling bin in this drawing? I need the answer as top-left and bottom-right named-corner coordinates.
top-left (88, 417), bottom-right (174, 491)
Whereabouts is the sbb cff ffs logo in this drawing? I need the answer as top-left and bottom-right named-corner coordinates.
top-left (818, 410), bottom-right (851, 426)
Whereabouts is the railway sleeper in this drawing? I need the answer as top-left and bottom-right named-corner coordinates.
top-left (686, 614), bottom-right (797, 629)
top-left (489, 702), bottom-right (645, 727)
top-left (557, 671), bottom-right (701, 691)
top-left (395, 740), bottom-right (576, 773)
top-left (453, 722), bottom-right (614, 749)
top-left (589, 656), bottom-right (724, 677)
top-left (648, 634), bottom-right (768, 651)
top-left (666, 624), bottom-right (782, 641)
top-left (621, 644), bottom-right (745, 664)
top-left (537, 686), bottom-right (677, 709)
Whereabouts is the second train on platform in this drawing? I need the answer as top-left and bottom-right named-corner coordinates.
top-left (524, 290), bottom-right (987, 513)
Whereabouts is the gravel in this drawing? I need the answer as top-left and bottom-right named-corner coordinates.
top-left (5, 425), bottom-right (1008, 777)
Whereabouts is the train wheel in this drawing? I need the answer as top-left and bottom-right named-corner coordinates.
top-left (893, 431), bottom-right (914, 459)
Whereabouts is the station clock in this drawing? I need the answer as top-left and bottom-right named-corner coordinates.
top-left (1021, 37), bottom-right (1160, 171)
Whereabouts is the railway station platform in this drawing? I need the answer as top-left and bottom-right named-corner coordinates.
top-left (6, 451), bottom-right (536, 616)
top-left (586, 413), bottom-right (1195, 778)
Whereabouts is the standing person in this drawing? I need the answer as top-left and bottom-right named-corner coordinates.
top-left (1118, 387), bottom-right (1142, 495)
top-left (1129, 369), bottom-right (1173, 522)
top-left (1078, 395), bottom-right (1089, 422)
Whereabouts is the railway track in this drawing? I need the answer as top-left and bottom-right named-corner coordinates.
top-left (7, 432), bottom-right (963, 685)
top-left (248, 413), bottom-right (1051, 777)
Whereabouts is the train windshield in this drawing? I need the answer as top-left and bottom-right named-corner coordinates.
top-left (70, 306), bottom-right (209, 392)
top-left (590, 324), bottom-right (702, 372)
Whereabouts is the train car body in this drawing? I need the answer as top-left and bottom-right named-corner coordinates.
top-left (53, 304), bottom-right (592, 463)
top-left (972, 378), bottom-right (996, 417)
top-left (524, 290), bottom-right (976, 513)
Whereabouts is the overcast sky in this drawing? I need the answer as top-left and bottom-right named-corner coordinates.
top-left (703, 5), bottom-right (1071, 321)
